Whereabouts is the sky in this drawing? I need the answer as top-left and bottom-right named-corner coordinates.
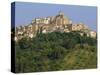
top-left (14, 2), bottom-right (97, 31)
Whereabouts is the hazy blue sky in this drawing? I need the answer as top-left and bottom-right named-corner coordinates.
top-left (14, 2), bottom-right (97, 31)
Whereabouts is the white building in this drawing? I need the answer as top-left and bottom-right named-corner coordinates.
top-left (89, 31), bottom-right (97, 38)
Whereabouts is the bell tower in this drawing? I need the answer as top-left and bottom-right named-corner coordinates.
top-left (59, 11), bottom-right (64, 16)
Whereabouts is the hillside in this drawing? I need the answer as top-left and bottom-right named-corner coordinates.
top-left (15, 31), bottom-right (97, 73)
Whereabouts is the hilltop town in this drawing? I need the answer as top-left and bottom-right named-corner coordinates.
top-left (14, 11), bottom-right (97, 41)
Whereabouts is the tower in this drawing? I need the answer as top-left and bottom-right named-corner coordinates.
top-left (59, 11), bottom-right (64, 16)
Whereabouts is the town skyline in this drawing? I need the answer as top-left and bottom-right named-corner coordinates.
top-left (14, 10), bottom-right (97, 42)
top-left (15, 2), bottom-right (97, 31)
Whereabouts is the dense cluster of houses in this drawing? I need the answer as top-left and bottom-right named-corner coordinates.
top-left (14, 11), bottom-right (97, 42)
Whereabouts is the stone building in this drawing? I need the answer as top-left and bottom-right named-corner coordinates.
top-left (55, 12), bottom-right (71, 26)
top-left (72, 23), bottom-right (88, 31)
top-left (32, 17), bottom-right (51, 25)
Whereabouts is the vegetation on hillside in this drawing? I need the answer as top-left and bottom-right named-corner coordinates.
top-left (15, 31), bottom-right (97, 73)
